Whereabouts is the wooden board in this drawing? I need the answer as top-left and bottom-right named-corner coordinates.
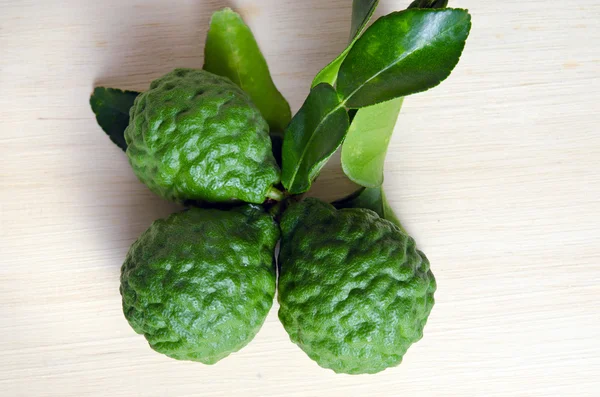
top-left (1, 1), bottom-right (599, 395)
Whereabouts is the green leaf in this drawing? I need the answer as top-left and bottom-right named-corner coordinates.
top-left (341, 97), bottom-right (403, 187)
top-left (281, 84), bottom-right (349, 194)
top-left (203, 8), bottom-right (291, 131)
top-left (332, 186), bottom-right (403, 231)
top-left (408, 0), bottom-right (449, 9)
top-left (337, 8), bottom-right (472, 108)
top-left (350, 0), bottom-right (380, 41)
top-left (312, 52), bottom-right (348, 88)
top-left (89, 87), bottom-right (139, 151)
top-left (312, 0), bottom-right (379, 87)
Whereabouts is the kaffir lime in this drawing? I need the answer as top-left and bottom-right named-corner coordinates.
top-left (120, 205), bottom-right (279, 363)
top-left (125, 68), bottom-right (280, 204)
top-left (278, 198), bottom-right (436, 374)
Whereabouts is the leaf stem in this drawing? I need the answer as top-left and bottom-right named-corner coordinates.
top-left (266, 186), bottom-right (285, 201)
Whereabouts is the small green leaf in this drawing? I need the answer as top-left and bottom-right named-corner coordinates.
top-left (408, 0), bottom-right (449, 9)
top-left (337, 8), bottom-right (472, 108)
top-left (341, 97), bottom-right (403, 187)
top-left (281, 84), bottom-right (349, 194)
top-left (312, 0), bottom-right (379, 87)
top-left (204, 8), bottom-right (291, 131)
top-left (332, 186), bottom-right (403, 231)
top-left (89, 87), bottom-right (139, 151)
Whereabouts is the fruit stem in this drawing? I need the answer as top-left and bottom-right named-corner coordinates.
top-left (266, 187), bottom-right (285, 201)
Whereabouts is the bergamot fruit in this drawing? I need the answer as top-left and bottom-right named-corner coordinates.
top-left (277, 198), bottom-right (436, 374)
top-left (120, 205), bottom-right (279, 363)
top-left (124, 68), bottom-right (280, 204)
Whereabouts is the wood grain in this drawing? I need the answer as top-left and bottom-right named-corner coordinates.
top-left (1, 1), bottom-right (599, 396)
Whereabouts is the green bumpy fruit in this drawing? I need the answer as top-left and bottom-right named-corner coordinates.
top-left (278, 198), bottom-right (436, 374)
top-left (125, 68), bottom-right (280, 204)
top-left (120, 205), bottom-right (279, 363)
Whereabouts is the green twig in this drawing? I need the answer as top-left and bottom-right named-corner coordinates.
top-left (266, 187), bottom-right (285, 201)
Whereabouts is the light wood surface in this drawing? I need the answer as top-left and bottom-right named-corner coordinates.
top-left (1, 1), bottom-right (599, 396)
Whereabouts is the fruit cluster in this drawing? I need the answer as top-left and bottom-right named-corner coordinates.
top-left (90, 3), bottom-right (471, 374)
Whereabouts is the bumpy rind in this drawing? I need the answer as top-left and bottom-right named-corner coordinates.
top-left (125, 68), bottom-right (280, 204)
top-left (278, 198), bottom-right (436, 374)
top-left (120, 205), bottom-right (279, 364)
